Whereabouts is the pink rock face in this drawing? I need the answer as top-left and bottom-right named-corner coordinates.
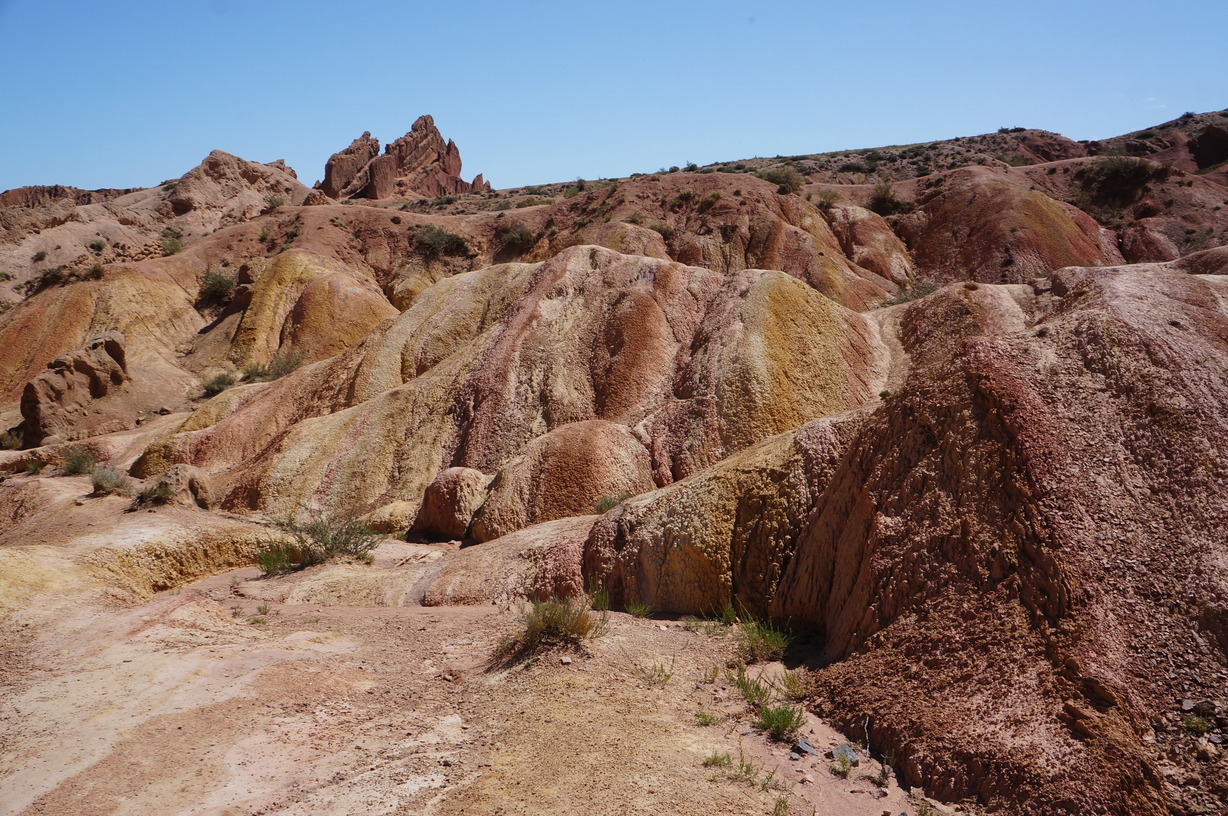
top-left (319, 115), bottom-right (490, 201)
top-left (20, 331), bottom-right (130, 446)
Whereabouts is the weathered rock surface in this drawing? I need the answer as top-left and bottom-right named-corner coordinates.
top-left (470, 420), bottom-right (655, 542)
top-left (148, 463), bottom-right (215, 509)
top-left (20, 332), bottom-right (132, 446)
top-left (411, 466), bottom-right (492, 540)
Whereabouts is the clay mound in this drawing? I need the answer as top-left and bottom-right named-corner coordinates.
top-left (470, 420), bottom-right (655, 542)
top-left (896, 168), bottom-right (1121, 282)
top-left (318, 115), bottom-right (490, 201)
top-left (137, 246), bottom-right (883, 529)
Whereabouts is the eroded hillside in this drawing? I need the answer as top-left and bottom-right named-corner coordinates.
top-left (3, 112), bottom-right (1228, 816)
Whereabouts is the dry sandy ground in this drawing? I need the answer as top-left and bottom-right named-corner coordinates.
top-left (1, 542), bottom-right (950, 816)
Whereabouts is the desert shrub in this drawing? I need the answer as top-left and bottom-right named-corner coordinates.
top-left (626, 600), bottom-right (654, 618)
top-left (867, 178), bottom-right (914, 215)
top-left (1183, 714), bottom-right (1213, 735)
top-left (277, 513), bottom-right (381, 565)
top-left (31, 250), bottom-right (46, 262)
top-left (754, 703), bottom-right (805, 741)
top-left (814, 189), bottom-right (840, 210)
top-left (839, 160), bottom-right (868, 174)
top-left (262, 193), bottom-right (284, 213)
top-left (88, 240), bottom-right (105, 254)
top-left (592, 492), bottom-right (629, 514)
top-left (881, 279), bottom-right (940, 306)
top-left (0, 430), bottom-right (21, 450)
top-left (737, 618), bottom-right (792, 663)
top-left (493, 596), bottom-right (604, 661)
top-left (496, 221), bottom-right (536, 256)
top-left (413, 225), bottom-right (469, 258)
top-left (197, 270), bottom-right (234, 308)
top-left (755, 167), bottom-right (805, 194)
top-left (25, 460), bottom-right (44, 475)
top-left (59, 444), bottom-right (98, 476)
top-left (774, 668), bottom-right (811, 701)
top-left (18, 266), bottom-right (69, 296)
top-left (624, 211), bottom-right (646, 226)
top-left (160, 227), bottom-right (182, 256)
top-left (242, 350), bottom-right (305, 382)
top-left (91, 465), bottom-right (135, 496)
top-left (732, 666), bottom-right (773, 707)
top-left (672, 188), bottom-right (698, 207)
top-left (1077, 156), bottom-right (1170, 203)
top-left (649, 222), bottom-right (676, 242)
top-left (132, 481), bottom-right (173, 508)
top-left (202, 372), bottom-right (236, 396)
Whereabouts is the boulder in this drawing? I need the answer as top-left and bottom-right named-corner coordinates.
top-left (410, 467), bottom-right (493, 540)
top-left (148, 464), bottom-right (215, 509)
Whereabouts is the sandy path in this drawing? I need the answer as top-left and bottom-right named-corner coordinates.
top-left (2, 552), bottom-right (940, 816)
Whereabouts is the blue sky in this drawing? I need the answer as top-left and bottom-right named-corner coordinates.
top-left (0, 0), bottom-right (1224, 192)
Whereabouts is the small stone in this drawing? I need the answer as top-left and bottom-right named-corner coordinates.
top-left (800, 774), bottom-right (814, 785)
top-left (872, 789), bottom-right (888, 799)
top-left (790, 752), bottom-right (801, 761)
top-left (560, 656), bottom-right (572, 665)
top-left (440, 758), bottom-right (454, 767)
top-left (792, 737), bottom-right (818, 755)
top-left (832, 743), bottom-right (859, 767)
top-left (1182, 699), bottom-right (1197, 712)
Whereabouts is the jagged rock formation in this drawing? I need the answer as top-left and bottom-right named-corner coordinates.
top-left (318, 115), bottom-right (490, 200)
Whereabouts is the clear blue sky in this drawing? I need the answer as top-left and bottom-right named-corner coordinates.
top-left (1, 0), bottom-right (1224, 192)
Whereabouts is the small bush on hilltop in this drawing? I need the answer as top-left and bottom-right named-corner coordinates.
top-left (1077, 156), bottom-right (1170, 204)
top-left (755, 167), bottom-right (805, 194)
top-left (493, 596), bottom-right (606, 662)
top-left (413, 225), bottom-right (469, 258)
top-left (867, 178), bottom-right (915, 215)
top-left (202, 372), bottom-right (236, 396)
top-left (496, 221), bottom-right (537, 256)
top-left (242, 350), bottom-right (305, 382)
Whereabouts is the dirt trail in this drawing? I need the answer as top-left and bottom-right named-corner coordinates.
top-left (2, 543), bottom-right (943, 816)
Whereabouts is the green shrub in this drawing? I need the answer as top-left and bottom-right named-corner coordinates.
top-left (593, 492), bottom-right (629, 514)
top-left (91, 465), bottom-right (135, 496)
top-left (31, 250), bottom-right (46, 263)
top-left (88, 240), bottom-right (105, 254)
top-left (732, 666), bottom-right (773, 708)
top-left (1183, 714), bottom-right (1213, 735)
top-left (1077, 157), bottom-right (1170, 203)
top-left (754, 703), bottom-right (804, 741)
top-left (814, 189), bottom-right (840, 210)
top-left (197, 270), bottom-right (234, 308)
top-left (59, 444), bottom-right (98, 476)
top-left (202, 372), bottom-right (236, 396)
top-left (755, 167), bottom-right (805, 194)
top-left (25, 460), bottom-right (44, 475)
top-left (737, 618), bottom-right (792, 663)
top-left (649, 222), bottom-right (676, 242)
top-left (242, 350), bottom-right (305, 382)
top-left (867, 178), bottom-right (914, 215)
top-left (160, 227), bottom-right (182, 256)
top-left (626, 600), bottom-right (654, 618)
top-left (672, 188), bottom-right (698, 207)
top-left (494, 596), bottom-right (605, 661)
top-left (413, 225), bottom-right (469, 258)
top-left (881, 280), bottom-right (940, 306)
top-left (262, 193), bottom-right (285, 213)
top-left (0, 430), bottom-right (21, 450)
top-left (255, 542), bottom-right (296, 575)
top-left (132, 481), bottom-right (173, 508)
top-left (497, 222), bottom-right (536, 256)
top-left (276, 513), bottom-right (382, 566)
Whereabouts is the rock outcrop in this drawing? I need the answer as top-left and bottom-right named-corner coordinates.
top-left (317, 116), bottom-right (490, 201)
top-left (20, 332), bottom-right (131, 446)
top-left (410, 467), bottom-right (492, 540)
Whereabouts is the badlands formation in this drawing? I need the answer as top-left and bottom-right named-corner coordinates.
top-left (3, 111), bottom-right (1228, 816)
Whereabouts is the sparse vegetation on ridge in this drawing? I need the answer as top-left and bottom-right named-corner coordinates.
top-left (493, 595), bottom-right (606, 662)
